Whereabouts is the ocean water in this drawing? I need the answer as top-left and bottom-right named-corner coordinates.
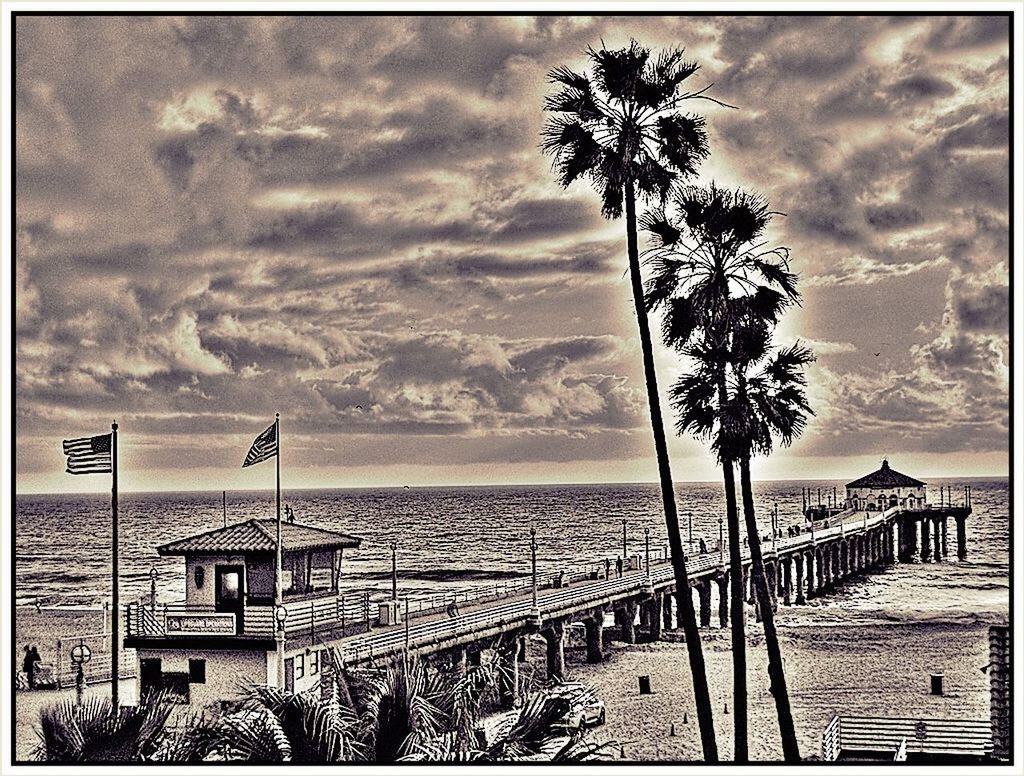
top-left (14, 478), bottom-right (1008, 626)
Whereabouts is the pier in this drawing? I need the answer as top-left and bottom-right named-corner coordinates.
top-left (124, 489), bottom-right (973, 704)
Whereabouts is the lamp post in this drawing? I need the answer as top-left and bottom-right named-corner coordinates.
top-left (149, 567), bottom-right (157, 613)
top-left (530, 528), bottom-right (538, 610)
top-left (274, 605), bottom-right (287, 689)
top-left (390, 541), bottom-right (398, 602)
top-left (621, 519), bottom-right (627, 560)
top-left (644, 527), bottom-right (650, 577)
top-left (719, 517), bottom-right (724, 566)
top-left (687, 511), bottom-right (693, 555)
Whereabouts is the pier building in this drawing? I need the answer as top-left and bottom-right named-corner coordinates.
top-left (124, 518), bottom-right (361, 706)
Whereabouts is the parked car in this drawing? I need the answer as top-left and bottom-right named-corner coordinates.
top-left (544, 682), bottom-right (606, 730)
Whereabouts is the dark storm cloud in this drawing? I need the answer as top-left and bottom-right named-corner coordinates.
top-left (13, 14), bottom-right (1010, 485)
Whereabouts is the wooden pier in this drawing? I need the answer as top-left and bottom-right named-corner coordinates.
top-left (316, 499), bottom-right (973, 688)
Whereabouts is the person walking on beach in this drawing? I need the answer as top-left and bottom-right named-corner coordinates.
top-left (23, 645), bottom-right (41, 689)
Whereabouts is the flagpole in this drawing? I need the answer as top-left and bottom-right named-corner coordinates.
top-left (275, 413), bottom-right (284, 689)
top-left (275, 413), bottom-right (282, 603)
top-left (110, 420), bottom-right (119, 709)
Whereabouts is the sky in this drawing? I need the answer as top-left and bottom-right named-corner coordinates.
top-left (11, 13), bottom-right (1012, 493)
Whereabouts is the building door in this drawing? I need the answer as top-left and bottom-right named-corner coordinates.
top-left (140, 658), bottom-right (162, 696)
top-left (215, 565), bottom-right (245, 633)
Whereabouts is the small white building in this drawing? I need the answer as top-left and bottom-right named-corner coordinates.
top-left (125, 518), bottom-right (362, 711)
top-left (844, 459), bottom-right (926, 512)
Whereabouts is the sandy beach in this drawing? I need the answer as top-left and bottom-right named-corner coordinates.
top-left (569, 618), bottom-right (996, 762)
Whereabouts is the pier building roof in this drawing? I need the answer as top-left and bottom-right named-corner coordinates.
top-left (157, 519), bottom-right (362, 556)
top-left (846, 459), bottom-right (925, 489)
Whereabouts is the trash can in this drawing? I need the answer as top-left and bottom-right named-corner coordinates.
top-left (930, 673), bottom-right (943, 695)
top-left (638, 675), bottom-right (652, 695)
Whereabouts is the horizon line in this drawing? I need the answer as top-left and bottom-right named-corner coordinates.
top-left (14, 473), bottom-right (1009, 498)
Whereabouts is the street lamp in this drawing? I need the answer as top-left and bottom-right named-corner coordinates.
top-left (149, 567), bottom-right (157, 613)
top-left (719, 517), bottom-right (724, 566)
top-left (621, 519), bottom-right (627, 560)
top-left (390, 541), bottom-right (398, 602)
top-left (530, 527), bottom-right (541, 626)
top-left (274, 605), bottom-right (287, 689)
top-left (644, 527), bottom-right (650, 576)
top-left (687, 512), bottom-right (693, 554)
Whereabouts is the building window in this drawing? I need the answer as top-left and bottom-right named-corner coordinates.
top-left (189, 659), bottom-right (206, 684)
top-left (295, 652), bottom-right (305, 680)
top-left (194, 565), bottom-right (205, 589)
top-left (309, 650), bottom-right (319, 675)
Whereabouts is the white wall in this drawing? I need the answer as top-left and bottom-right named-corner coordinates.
top-left (134, 647), bottom-right (271, 711)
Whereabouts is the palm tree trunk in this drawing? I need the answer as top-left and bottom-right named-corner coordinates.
top-left (717, 380), bottom-right (748, 762)
top-left (738, 454), bottom-right (801, 762)
top-left (624, 177), bottom-right (718, 762)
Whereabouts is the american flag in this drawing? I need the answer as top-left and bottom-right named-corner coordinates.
top-left (243, 421), bottom-right (278, 467)
top-left (62, 434), bottom-right (113, 475)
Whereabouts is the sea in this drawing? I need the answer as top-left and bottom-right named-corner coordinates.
top-left (14, 477), bottom-right (1010, 627)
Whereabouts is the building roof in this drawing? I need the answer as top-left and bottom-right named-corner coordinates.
top-left (846, 459), bottom-right (925, 489)
top-left (157, 519), bottom-right (362, 556)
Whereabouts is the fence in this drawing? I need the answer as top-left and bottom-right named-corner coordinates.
top-left (821, 715), bottom-right (992, 761)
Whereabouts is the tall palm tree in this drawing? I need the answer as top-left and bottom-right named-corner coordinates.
top-left (541, 39), bottom-right (721, 761)
top-left (725, 310), bottom-right (813, 762)
top-left (644, 183), bottom-right (798, 761)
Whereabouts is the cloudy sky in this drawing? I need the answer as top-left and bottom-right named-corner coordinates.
top-left (13, 14), bottom-right (1011, 493)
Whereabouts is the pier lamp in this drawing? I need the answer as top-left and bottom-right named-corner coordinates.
top-left (621, 519), bottom-right (627, 560)
top-left (719, 517), bottom-right (725, 566)
top-left (530, 527), bottom-right (542, 626)
top-left (274, 605), bottom-right (287, 689)
top-left (644, 527), bottom-right (650, 576)
top-left (390, 541), bottom-right (398, 602)
top-left (687, 512), bottom-right (693, 555)
top-left (149, 567), bottom-right (157, 613)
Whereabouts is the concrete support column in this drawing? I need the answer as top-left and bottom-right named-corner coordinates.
top-left (542, 622), bottom-right (565, 680)
top-left (617, 601), bottom-right (637, 644)
top-left (674, 589), bottom-right (686, 629)
top-left (921, 517), bottom-right (932, 562)
top-left (743, 566), bottom-right (753, 604)
top-left (831, 544), bottom-right (840, 584)
top-left (697, 580), bottom-right (712, 627)
top-left (584, 610), bottom-right (604, 664)
top-left (765, 561), bottom-right (778, 612)
top-left (956, 516), bottom-right (967, 560)
top-left (716, 573), bottom-right (729, 628)
top-left (806, 550), bottom-right (816, 599)
top-left (662, 590), bottom-right (673, 631)
top-left (648, 595), bottom-right (663, 642)
top-left (782, 557), bottom-right (793, 606)
top-left (892, 522), bottom-right (900, 565)
top-left (639, 599), bottom-right (651, 631)
top-left (821, 547), bottom-right (832, 591)
top-left (839, 541), bottom-right (849, 578)
top-left (794, 554), bottom-right (805, 605)
top-left (497, 639), bottom-right (519, 708)
top-left (941, 517), bottom-right (949, 560)
top-left (933, 518), bottom-right (942, 561)
top-left (448, 646), bottom-right (467, 678)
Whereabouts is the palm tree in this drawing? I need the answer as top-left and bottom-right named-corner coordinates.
top-left (541, 39), bottom-right (721, 762)
top-left (644, 183), bottom-right (798, 761)
top-left (729, 325), bottom-right (813, 763)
